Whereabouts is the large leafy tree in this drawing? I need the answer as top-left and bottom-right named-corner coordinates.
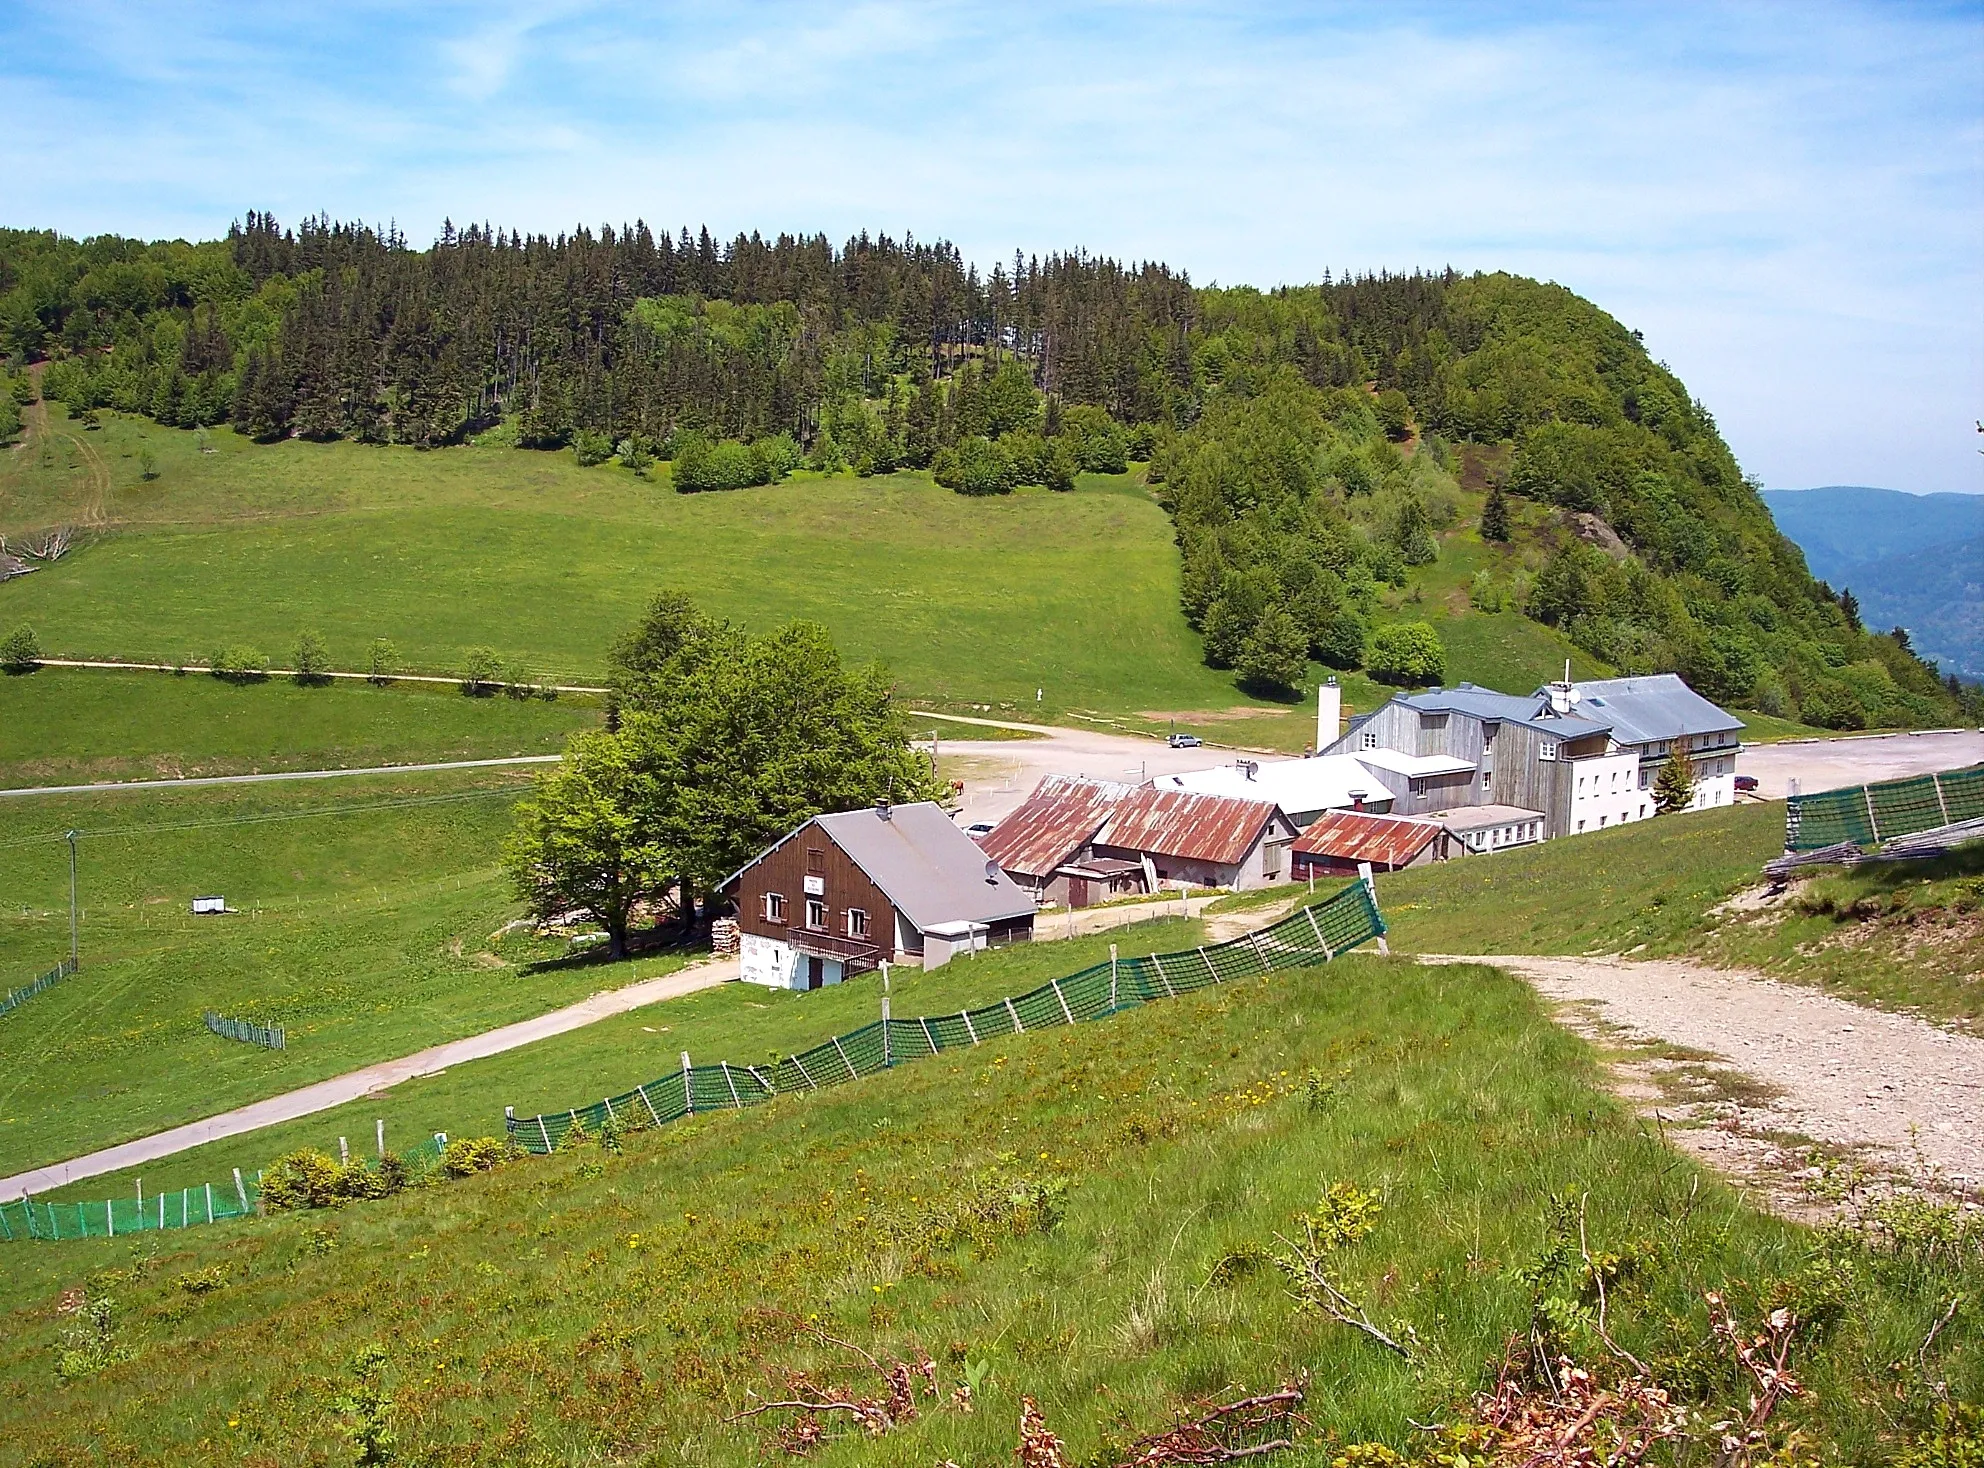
top-left (503, 730), bottom-right (668, 960)
top-left (521, 596), bottom-right (943, 949)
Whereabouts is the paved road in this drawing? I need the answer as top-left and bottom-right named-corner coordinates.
top-left (0, 957), bottom-right (738, 1202)
top-left (0, 755), bottom-right (562, 800)
top-left (918, 713), bottom-right (1229, 823)
top-left (1736, 728), bottom-right (1984, 799)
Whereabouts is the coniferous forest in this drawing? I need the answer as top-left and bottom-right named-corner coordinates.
top-left (0, 216), bottom-right (1971, 727)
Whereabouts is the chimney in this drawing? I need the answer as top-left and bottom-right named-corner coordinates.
top-left (1317, 678), bottom-right (1341, 751)
top-left (1349, 788), bottom-right (1367, 811)
top-left (876, 797), bottom-right (892, 822)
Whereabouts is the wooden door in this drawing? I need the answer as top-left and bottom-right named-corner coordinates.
top-left (806, 955), bottom-right (824, 990)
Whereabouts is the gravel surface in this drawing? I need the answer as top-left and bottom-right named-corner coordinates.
top-left (1737, 728), bottom-right (1984, 799)
top-left (1422, 954), bottom-right (1984, 1188)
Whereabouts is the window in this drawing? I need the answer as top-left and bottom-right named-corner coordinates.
top-left (846, 908), bottom-right (869, 939)
top-left (1599, 815), bottom-right (1607, 828)
top-left (1577, 820), bottom-right (1586, 832)
top-left (1540, 741), bottom-right (1557, 762)
top-left (806, 847), bottom-right (825, 874)
top-left (805, 898), bottom-right (827, 929)
top-left (1360, 730), bottom-right (1378, 751)
top-left (763, 892), bottom-right (787, 923)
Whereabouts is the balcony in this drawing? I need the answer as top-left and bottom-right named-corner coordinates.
top-left (787, 927), bottom-right (882, 973)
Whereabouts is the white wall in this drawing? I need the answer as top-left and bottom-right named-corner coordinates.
top-left (740, 931), bottom-right (795, 988)
top-left (1567, 751), bottom-right (1647, 834)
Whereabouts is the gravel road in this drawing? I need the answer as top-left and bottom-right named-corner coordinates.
top-left (1423, 954), bottom-right (1984, 1187)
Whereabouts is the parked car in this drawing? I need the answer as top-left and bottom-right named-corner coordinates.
top-left (963, 821), bottom-right (996, 840)
top-left (1167, 732), bottom-right (1202, 749)
top-left (1735, 774), bottom-right (1759, 793)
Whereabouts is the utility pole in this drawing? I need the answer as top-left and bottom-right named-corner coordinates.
top-left (65, 830), bottom-right (79, 966)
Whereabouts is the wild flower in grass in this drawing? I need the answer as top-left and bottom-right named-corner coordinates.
top-left (54, 1292), bottom-right (131, 1384)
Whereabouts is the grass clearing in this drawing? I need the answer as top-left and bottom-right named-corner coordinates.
top-left (0, 666), bottom-right (597, 787)
top-left (32, 916), bottom-right (1211, 1205)
top-left (2, 413), bottom-right (1610, 754)
top-left (1, 957), bottom-right (1971, 1460)
top-left (0, 768), bottom-right (680, 1175)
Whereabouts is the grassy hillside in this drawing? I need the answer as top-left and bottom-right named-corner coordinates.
top-left (1, 955), bottom-right (1971, 1462)
top-left (31, 915), bottom-right (1209, 1206)
top-left (0, 409), bottom-right (1619, 756)
top-left (0, 667), bottom-right (595, 788)
top-left (1365, 800), bottom-right (1983, 1025)
top-left (0, 768), bottom-right (672, 1175)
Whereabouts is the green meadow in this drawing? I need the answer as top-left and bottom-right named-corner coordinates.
top-left (0, 666), bottom-right (596, 788)
top-left (0, 768), bottom-right (669, 1176)
top-left (0, 409), bottom-right (1631, 753)
top-left (0, 955), bottom-right (1970, 1462)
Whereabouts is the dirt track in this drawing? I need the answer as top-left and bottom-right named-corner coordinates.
top-left (1423, 954), bottom-right (1984, 1192)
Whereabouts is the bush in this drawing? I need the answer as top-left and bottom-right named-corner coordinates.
top-left (1314, 612), bottom-right (1367, 671)
top-left (439, 1135), bottom-right (513, 1177)
top-left (1, 624), bottom-right (41, 673)
top-left (1237, 605), bottom-right (1310, 694)
top-left (208, 645), bottom-right (269, 682)
top-left (260, 1149), bottom-right (345, 1212)
top-left (1798, 678), bottom-right (1866, 731)
top-left (1368, 622), bottom-right (1446, 686)
top-left (0, 395), bottom-right (20, 446)
top-left (292, 630), bottom-right (329, 685)
top-left (571, 428), bottom-right (614, 467)
top-left (459, 647), bottom-right (500, 696)
top-left (367, 637), bottom-right (398, 685)
top-left (932, 436), bottom-right (1015, 496)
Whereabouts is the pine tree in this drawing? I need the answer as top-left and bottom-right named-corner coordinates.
top-left (1652, 746), bottom-right (1695, 814)
top-left (1480, 481), bottom-right (1510, 542)
top-left (1838, 587), bottom-right (1861, 631)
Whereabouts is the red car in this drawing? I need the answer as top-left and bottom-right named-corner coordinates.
top-left (1735, 775), bottom-right (1759, 793)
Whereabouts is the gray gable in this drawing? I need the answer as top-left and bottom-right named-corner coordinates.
top-left (814, 803), bottom-right (1037, 930)
top-left (1394, 684), bottom-right (1612, 740)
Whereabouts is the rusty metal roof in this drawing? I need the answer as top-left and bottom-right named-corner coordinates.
top-left (1291, 810), bottom-right (1443, 867)
top-left (1093, 786), bottom-right (1285, 866)
top-left (980, 776), bottom-right (1136, 879)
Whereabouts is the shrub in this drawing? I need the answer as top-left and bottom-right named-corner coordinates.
top-left (459, 646), bottom-right (500, 696)
top-left (0, 395), bottom-right (20, 445)
top-left (367, 637), bottom-right (398, 685)
top-left (292, 630), bottom-right (330, 685)
top-left (1798, 678), bottom-right (1865, 731)
top-left (1, 624), bottom-right (41, 673)
top-left (571, 428), bottom-right (614, 467)
top-left (932, 436), bottom-right (1014, 496)
top-left (1368, 622), bottom-right (1446, 686)
top-left (208, 645), bottom-right (269, 682)
top-left (1314, 611), bottom-right (1367, 671)
top-left (616, 436), bottom-right (654, 476)
top-left (440, 1136), bottom-right (513, 1177)
top-left (1237, 605), bottom-right (1310, 694)
top-left (260, 1149), bottom-right (345, 1212)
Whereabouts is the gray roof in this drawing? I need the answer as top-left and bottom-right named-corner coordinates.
top-left (1393, 683), bottom-right (1613, 740)
top-left (805, 803), bottom-right (1037, 930)
top-left (1563, 675), bottom-right (1743, 746)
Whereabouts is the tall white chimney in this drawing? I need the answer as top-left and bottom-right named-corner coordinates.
top-left (1317, 678), bottom-right (1342, 752)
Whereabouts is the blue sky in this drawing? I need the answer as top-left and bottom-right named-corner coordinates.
top-left (5, 1), bottom-right (1981, 493)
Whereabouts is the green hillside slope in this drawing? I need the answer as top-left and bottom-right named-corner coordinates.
top-left (2, 955), bottom-right (1972, 1461)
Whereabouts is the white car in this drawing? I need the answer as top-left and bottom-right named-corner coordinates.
top-left (964, 821), bottom-right (996, 840)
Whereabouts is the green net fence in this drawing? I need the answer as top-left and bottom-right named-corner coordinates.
top-left (204, 1010), bottom-right (286, 1049)
top-left (0, 1136), bottom-right (451, 1243)
top-left (1, 956), bottom-right (78, 1019)
top-left (508, 879), bottom-right (1386, 1155)
top-left (1785, 764), bottom-right (1984, 851)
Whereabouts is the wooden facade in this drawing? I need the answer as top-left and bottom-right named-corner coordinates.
top-left (732, 821), bottom-right (893, 986)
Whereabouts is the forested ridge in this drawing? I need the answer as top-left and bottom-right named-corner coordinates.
top-left (0, 215), bottom-right (1970, 726)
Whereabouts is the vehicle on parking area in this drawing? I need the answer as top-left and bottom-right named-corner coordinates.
top-left (1735, 774), bottom-right (1759, 793)
top-left (1167, 732), bottom-right (1202, 749)
top-left (964, 820), bottom-right (997, 840)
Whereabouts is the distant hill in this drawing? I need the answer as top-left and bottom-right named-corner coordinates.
top-left (1763, 487), bottom-right (1984, 681)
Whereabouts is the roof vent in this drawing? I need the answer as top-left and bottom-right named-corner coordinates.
top-left (876, 797), bottom-right (892, 822)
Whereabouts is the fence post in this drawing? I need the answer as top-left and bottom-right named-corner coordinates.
top-left (682, 1052), bottom-right (694, 1114)
top-left (379, 1118), bottom-right (388, 1159)
top-left (204, 1183), bottom-right (214, 1224)
top-left (1109, 943), bottom-right (1118, 1012)
top-left (1357, 863), bottom-right (1389, 954)
top-left (338, 1136), bottom-right (349, 1166)
top-left (881, 961), bottom-right (892, 1068)
top-left (234, 1168), bottom-right (248, 1210)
